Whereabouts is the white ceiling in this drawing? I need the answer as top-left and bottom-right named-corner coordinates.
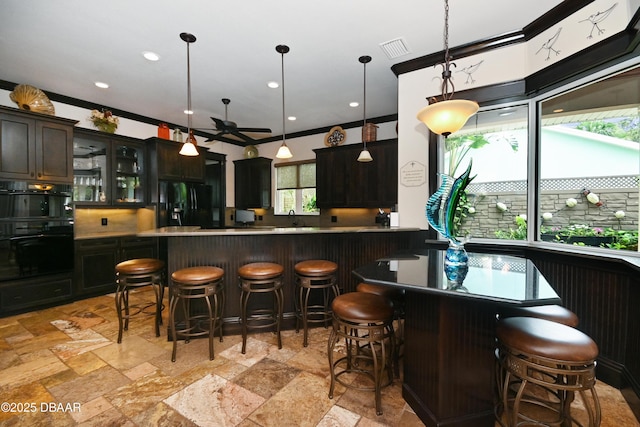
top-left (0, 0), bottom-right (563, 146)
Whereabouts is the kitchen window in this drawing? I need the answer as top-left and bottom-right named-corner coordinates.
top-left (436, 60), bottom-right (640, 253)
top-left (275, 161), bottom-right (318, 215)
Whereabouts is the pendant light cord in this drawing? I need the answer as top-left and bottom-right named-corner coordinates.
top-left (186, 40), bottom-right (192, 133)
top-left (281, 48), bottom-right (286, 144)
top-left (440, 0), bottom-right (455, 101)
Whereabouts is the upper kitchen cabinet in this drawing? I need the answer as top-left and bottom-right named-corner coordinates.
top-left (314, 138), bottom-right (398, 208)
top-left (0, 106), bottom-right (77, 184)
top-left (73, 128), bottom-right (147, 206)
top-left (149, 137), bottom-right (206, 182)
top-left (234, 157), bottom-right (272, 209)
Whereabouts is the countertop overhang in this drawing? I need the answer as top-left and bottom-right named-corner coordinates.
top-left (137, 225), bottom-right (420, 237)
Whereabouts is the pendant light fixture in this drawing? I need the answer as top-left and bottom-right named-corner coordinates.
top-left (179, 32), bottom-right (199, 156)
top-left (416, 0), bottom-right (478, 138)
top-left (275, 44), bottom-right (293, 159)
top-left (357, 55), bottom-right (373, 162)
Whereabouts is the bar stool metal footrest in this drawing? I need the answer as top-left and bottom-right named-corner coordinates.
top-left (115, 258), bottom-right (165, 344)
top-left (169, 266), bottom-right (225, 362)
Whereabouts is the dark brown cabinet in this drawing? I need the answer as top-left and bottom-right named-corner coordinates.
top-left (314, 139), bottom-right (398, 208)
top-left (151, 138), bottom-right (206, 182)
top-left (74, 236), bottom-right (158, 296)
top-left (0, 106), bottom-right (76, 183)
top-left (0, 273), bottom-right (73, 315)
top-left (234, 157), bottom-right (272, 209)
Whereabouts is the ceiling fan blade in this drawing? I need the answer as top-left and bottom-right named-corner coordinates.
top-left (236, 127), bottom-right (272, 134)
top-left (205, 133), bottom-right (249, 145)
top-left (210, 117), bottom-right (227, 130)
top-left (229, 129), bottom-right (256, 142)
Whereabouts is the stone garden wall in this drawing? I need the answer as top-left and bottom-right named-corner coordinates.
top-left (461, 175), bottom-right (639, 239)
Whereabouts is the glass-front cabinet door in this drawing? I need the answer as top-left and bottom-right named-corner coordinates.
top-left (73, 133), bottom-right (109, 204)
top-left (113, 141), bottom-right (145, 205)
top-left (73, 130), bottom-right (146, 206)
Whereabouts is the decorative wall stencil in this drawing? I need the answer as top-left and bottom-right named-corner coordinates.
top-left (579, 2), bottom-right (618, 39)
top-left (536, 27), bottom-right (563, 61)
top-left (457, 60), bottom-right (484, 84)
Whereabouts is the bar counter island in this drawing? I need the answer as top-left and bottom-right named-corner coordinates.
top-left (137, 225), bottom-right (425, 334)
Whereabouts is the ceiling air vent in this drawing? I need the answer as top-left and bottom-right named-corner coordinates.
top-left (379, 37), bottom-right (411, 59)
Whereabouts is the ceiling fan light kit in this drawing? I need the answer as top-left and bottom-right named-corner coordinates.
top-left (179, 32), bottom-right (199, 156)
top-left (275, 44), bottom-right (293, 159)
top-left (416, 0), bottom-right (478, 138)
top-left (357, 55), bottom-right (373, 163)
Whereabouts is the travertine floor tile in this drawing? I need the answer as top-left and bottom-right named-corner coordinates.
top-left (0, 287), bottom-right (637, 427)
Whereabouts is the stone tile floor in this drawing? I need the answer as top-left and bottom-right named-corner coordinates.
top-left (0, 288), bottom-right (637, 426)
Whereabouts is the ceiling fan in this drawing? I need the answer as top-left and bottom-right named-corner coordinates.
top-left (204, 98), bottom-right (271, 144)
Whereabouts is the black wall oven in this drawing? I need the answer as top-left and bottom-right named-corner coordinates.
top-left (0, 181), bottom-right (74, 282)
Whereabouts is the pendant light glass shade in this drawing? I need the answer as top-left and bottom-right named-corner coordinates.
top-left (357, 55), bottom-right (373, 163)
top-left (357, 148), bottom-right (373, 162)
top-left (275, 44), bottom-right (292, 159)
top-left (179, 32), bottom-right (199, 156)
top-left (416, 0), bottom-right (478, 138)
top-left (276, 144), bottom-right (292, 159)
top-left (179, 130), bottom-right (199, 156)
top-left (417, 99), bottom-right (479, 138)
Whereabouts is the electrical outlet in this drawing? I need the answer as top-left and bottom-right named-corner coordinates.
top-left (331, 216), bottom-right (337, 223)
top-left (258, 215), bottom-right (263, 220)
top-left (101, 218), bottom-right (108, 226)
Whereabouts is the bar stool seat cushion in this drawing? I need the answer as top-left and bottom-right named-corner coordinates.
top-left (497, 317), bottom-right (598, 362)
top-left (172, 266), bottom-right (224, 284)
top-left (238, 262), bottom-right (284, 280)
top-left (116, 258), bottom-right (164, 275)
top-left (502, 304), bottom-right (579, 327)
top-left (295, 260), bottom-right (338, 276)
top-left (332, 292), bottom-right (393, 323)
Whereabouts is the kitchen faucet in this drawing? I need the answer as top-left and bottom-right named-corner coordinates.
top-left (288, 209), bottom-right (298, 227)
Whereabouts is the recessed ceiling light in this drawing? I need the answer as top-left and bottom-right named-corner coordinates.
top-left (142, 51), bottom-right (160, 61)
top-left (184, 109), bottom-right (193, 115)
top-left (288, 116), bottom-right (296, 121)
top-left (350, 102), bottom-right (359, 107)
top-left (553, 108), bottom-right (564, 113)
top-left (499, 112), bottom-right (514, 117)
top-left (95, 82), bottom-right (109, 89)
top-left (267, 81), bottom-right (279, 89)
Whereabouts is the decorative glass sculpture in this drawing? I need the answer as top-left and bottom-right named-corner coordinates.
top-left (425, 161), bottom-right (474, 244)
top-left (426, 161), bottom-right (474, 286)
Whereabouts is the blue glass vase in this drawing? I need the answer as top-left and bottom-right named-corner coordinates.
top-left (444, 241), bottom-right (469, 288)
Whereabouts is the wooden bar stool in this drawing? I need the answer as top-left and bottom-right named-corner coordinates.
top-left (328, 292), bottom-right (395, 415)
top-left (496, 317), bottom-right (601, 427)
top-left (238, 262), bottom-right (284, 354)
top-left (356, 282), bottom-right (405, 377)
top-left (294, 259), bottom-right (340, 347)
top-left (169, 266), bottom-right (225, 362)
top-left (115, 258), bottom-right (165, 343)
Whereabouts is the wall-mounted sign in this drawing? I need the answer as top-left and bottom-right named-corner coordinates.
top-left (400, 161), bottom-right (426, 187)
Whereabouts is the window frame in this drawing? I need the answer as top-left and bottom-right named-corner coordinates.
top-left (274, 160), bottom-right (319, 216)
top-left (433, 56), bottom-right (640, 259)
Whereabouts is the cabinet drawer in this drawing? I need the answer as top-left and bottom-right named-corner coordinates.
top-left (76, 238), bottom-right (119, 251)
top-left (1, 278), bottom-right (72, 311)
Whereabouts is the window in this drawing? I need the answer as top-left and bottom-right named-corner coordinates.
top-left (437, 61), bottom-right (640, 254)
top-left (275, 161), bottom-right (318, 215)
top-left (538, 65), bottom-right (639, 252)
top-left (438, 104), bottom-right (529, 241)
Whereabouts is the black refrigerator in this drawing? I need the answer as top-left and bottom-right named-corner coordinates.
top-left (158, 181), bottom-right (214, 229)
